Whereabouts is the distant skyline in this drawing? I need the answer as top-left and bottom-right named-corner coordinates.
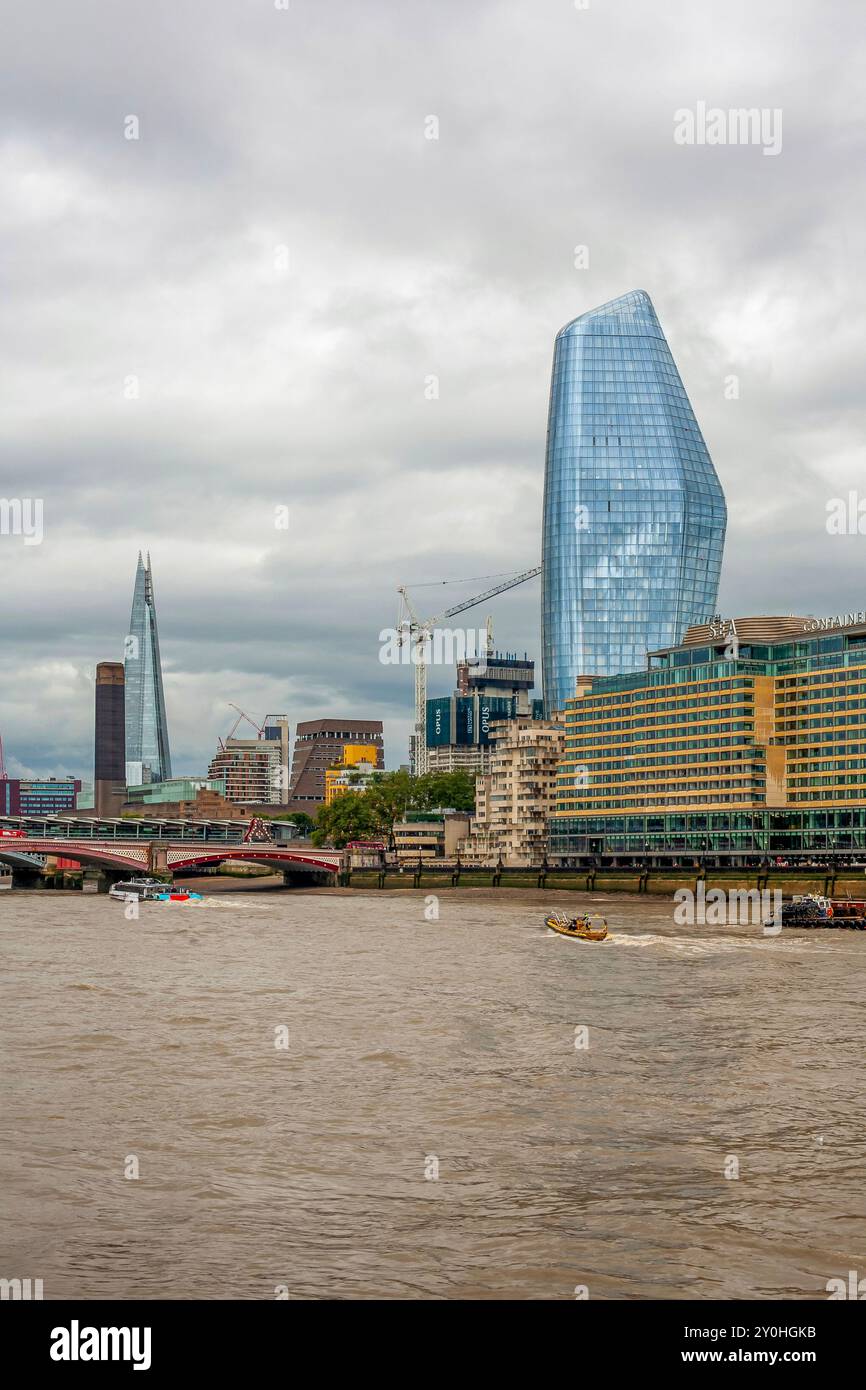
top-left (1, 0), bottom-right (865, 780)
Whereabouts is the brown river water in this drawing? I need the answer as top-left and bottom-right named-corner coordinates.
top-left (1, 886), bottom-right (864, 1300)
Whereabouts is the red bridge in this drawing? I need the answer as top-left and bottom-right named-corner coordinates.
top-left (0, 817), bottom-right (343, 880)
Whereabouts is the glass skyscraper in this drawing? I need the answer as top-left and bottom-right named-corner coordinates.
top-left (541, 289), bottom-right (726, 713)
top-left (124, 552), bottom-right (172, 784)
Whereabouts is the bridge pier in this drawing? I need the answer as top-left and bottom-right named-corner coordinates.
top-left (82, 868), bottom-right (109, 894)
top-left (148, 842), bottom-right (169, 874)
top-left (281, 869), bottom-right (340, 889)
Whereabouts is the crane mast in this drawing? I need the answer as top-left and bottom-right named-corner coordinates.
top-left (397, 565), bottom-right (541, 775)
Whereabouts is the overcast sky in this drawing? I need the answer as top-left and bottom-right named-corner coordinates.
top-left (1, 0), bottom-right (864, 781)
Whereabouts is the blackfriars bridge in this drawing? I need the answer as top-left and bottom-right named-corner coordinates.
top-left (0, 814), bottom-right (343, 881)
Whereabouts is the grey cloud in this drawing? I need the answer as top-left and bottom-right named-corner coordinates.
top-left (1, 0), bottom-right (865, 776)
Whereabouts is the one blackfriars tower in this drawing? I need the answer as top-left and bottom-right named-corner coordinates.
top-left (541, 289), bottom-right (726, 714)
top-left (124, 552), bottom-right (172, 784)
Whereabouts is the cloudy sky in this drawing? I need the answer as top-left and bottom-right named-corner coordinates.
top-left (1, 0), bottom-right (864, 781)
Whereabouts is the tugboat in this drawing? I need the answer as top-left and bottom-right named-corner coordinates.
top-left (769, 894), bottom-right (866, 931)
top-left (545, 911), bottom-right (609, 941)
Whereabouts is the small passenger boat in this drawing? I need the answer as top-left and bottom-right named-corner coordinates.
top-left (545, 911), bottom-right (609, 941)
top-left (109, 878), bottom-right (170, 901)
top-left (109, 879), bottom-right (204, 904)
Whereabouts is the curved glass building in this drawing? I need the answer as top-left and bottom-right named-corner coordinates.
top-left (541, 289), bottom-right (726, 713)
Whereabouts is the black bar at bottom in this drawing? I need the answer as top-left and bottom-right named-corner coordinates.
top-left (4, 1297), bottom-right (860, 1376)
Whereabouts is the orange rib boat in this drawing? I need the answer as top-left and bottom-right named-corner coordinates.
top-left (545, 912), bottom-right (609, 942)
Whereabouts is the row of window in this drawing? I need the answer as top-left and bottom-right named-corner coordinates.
top-left (557, 794), bottom-right (760, 811)
top-left (566, 735), bottom-right (755, 752)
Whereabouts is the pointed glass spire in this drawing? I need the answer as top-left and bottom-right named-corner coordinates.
top-left (124, 553), bottom-right (172, 783)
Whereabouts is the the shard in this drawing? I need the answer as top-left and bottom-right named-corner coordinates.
top-left (124, 552), bottom-right (172, 784)
top-left (541, 289), bottom-right (727, 713)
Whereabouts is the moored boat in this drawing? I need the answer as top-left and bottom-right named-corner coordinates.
top-left (766, 894), bottom-right (866, 931)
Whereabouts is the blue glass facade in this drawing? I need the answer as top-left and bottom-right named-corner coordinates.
top-left (541, 290), bottom-right (726, 713)
top-left (124, 552), bottom-right (172, 783)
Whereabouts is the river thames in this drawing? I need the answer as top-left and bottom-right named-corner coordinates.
top-left (1, 887), bottom-right (863, 1299)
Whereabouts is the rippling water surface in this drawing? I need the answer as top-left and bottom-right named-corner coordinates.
top-left (1, 887), bottom-right (864, 1299)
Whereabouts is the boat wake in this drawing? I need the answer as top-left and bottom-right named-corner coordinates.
top-left (196, 898), bottom-right (276, 910)
top-left (608, 930), bottom-right (842, 957)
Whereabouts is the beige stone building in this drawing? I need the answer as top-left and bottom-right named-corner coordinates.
top-left (392, 813), bottom-right (471, 861)
top-left (425, 743), bottom-right (492, 776)
top-left (463, 715), bottom-right (565, 866)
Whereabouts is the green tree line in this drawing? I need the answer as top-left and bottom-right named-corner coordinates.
top-left (310, 769), bottom-right (476, 848)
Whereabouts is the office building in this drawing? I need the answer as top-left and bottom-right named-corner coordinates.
top-left (541, 289), bottom-right (726, 714)
top-left (551, 612), bottom-right (866, 861)
top-left (465, 715), bottom-right (565, 866)
top-left (125, 552), bottom-right (172, 783)
top-left (0, 777), bottom-right (81, 815)
top-left (208, 738), bottom-right (278, 805)
top-left (425, 652), bottom-right (544, 776)
top-left (392, 811), bottom-right (471, 861)
top-left (289, 720), bottom-right (384, 811)
top-left (261, 715), bottom-right (291, 804)
top-left (95, 661), bottom-right (126, 818)
top-left (125, 776), bottom-right (227, 805)
top-left (206, 716), bottom-right (289, 806)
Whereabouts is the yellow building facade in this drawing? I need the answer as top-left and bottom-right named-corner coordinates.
top-left (551, 615), bottom-right (866, 861)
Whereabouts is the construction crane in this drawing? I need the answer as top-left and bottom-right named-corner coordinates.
top-left (397, 565), bottom-right (542, 775)
top-left (218, 704), bottom-right (265, 749)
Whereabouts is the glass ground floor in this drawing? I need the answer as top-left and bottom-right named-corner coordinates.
top-left (550, 809), bottom-right (866, 862)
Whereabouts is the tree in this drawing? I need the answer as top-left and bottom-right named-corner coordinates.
top-left (417, 769), bottom-right (476, 813)
top-left (310, 768), bottom-right (479, 848)
top-left (311, 792), bottom-right (380, 848)
top-left (364, 769), bottom-right (414, 832)
top-left (276, 811), bottom-right (315, 836)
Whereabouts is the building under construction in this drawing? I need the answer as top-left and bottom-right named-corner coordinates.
top-left (425, 652), bottom-right (543, 776)
top-left (207, 713), bottom-right (290, 805)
